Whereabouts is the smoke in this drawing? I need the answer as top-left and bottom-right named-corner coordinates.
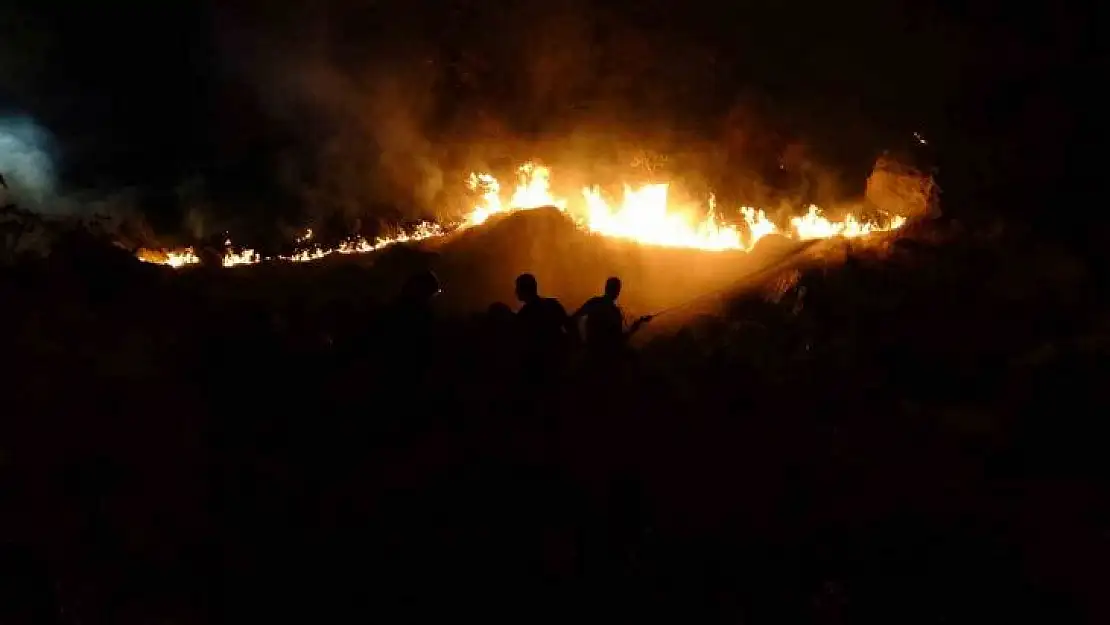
top-left (0, 116), bottom-right (57, 211)
top-left (213, 1), bottom-right (453, 232)
top-left (0, 114), bottom-right (168, 254)
top-left (280, 62), bottom-right (428, 213)
top-left (204, 0), bottom-right (921, 240)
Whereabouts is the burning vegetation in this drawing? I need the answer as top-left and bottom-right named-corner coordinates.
top-left (135, 158), bottom-right (927, 268)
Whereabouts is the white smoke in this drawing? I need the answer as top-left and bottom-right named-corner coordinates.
top-left (0, 116), bottom-right (161, 258)
top-left (0, 115), bottom-right (57, 211)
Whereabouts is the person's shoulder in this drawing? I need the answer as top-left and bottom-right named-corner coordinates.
top-left (576, 296), bottom-right (604, 314)
top-left (544, 297), bottom-right (568, 314)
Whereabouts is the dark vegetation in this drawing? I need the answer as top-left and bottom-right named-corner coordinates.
top-left (2, 207), bottom-right (1108, 624)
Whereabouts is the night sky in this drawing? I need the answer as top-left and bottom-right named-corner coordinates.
top-left (0, 0), bottom-right (1096, 233)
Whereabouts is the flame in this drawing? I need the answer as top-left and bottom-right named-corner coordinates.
top-left (138, 161), bottom-right (909, 267)
top-left (473, 164), bottom-right (905, 251)
top-left (791, 205), bottom-right (907, 240)
top-left (582, 185), bottom-right (746, 251)
top-left (139, 222), bottom-right (444, 268)
top-left (465, 163), bottom-right (565, 226)
top-left (136, 248), bottom-right (199, 268)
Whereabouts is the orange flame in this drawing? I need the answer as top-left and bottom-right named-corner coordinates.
top-left (138, 161), bottom-right (908, 267)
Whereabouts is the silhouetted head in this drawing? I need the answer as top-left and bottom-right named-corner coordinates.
top-left (604, 276), bottom-right (622, 300)
top-left (515, 273), bottom-right (539, 303)
top-left (486, 301), bottom-right (514, 325)
top-left (401, 270), bottom-right (441, 303)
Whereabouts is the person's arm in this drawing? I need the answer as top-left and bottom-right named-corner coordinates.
top-left (624, 314), bottom-right (654, 337)
top-left (566, 299), bottom-right (594, 341)
top-left (569, 297), bottom-right (595, 321)
top-left (554, 301), bottom-right (577, 338)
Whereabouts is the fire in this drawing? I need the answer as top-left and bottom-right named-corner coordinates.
top-left (135, 247), bottom-right (199, 268)
top-left (138, 161), bottom-right (909, 267)
top-left (465, 163), bottom-right (565, 226)
top-left (138, 222), bottom-right (445, 268)
top-left (791, 206), bottom-right (908, 240)
top-left (471, 163), bottom-right (906, 251)
top-left (582, 185), bottom-right (745, 251)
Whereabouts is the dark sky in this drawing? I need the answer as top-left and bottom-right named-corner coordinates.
top-left (0, 0), bottom-right (1096, 230)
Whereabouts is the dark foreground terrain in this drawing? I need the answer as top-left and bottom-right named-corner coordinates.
top-left (2, 212), bottom-right (1108, 624)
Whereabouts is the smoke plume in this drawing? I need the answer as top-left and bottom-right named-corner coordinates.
top-left (198, 0), bottom-right (943, 242)
top-left (0, 116), bottom-right (58, 211)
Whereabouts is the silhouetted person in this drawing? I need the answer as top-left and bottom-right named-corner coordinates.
top-left (487, 301), bottom-right (514, 324)
top-left (387, 270), bottom-right (441, 357)
top-left (514, 273), bottom-right (572, 381)
top-left (485, 301), bottom-right (516, 346)
top-left (478, 301), bottom-right (517, 381)
top-left (571, 277), bottom-right (651, 361)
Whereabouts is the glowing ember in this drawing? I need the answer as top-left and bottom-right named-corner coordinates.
top-left (138, 161), bottom-right (910, 267)
top-left (136, 248), bottom-right (199, 268)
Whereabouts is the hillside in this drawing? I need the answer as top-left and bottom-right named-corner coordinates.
top-left (4, 205), bottom-right (1108, 624)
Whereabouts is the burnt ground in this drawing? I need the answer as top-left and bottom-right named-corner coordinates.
top-left (2, 213), bottom-right (1108, 624)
